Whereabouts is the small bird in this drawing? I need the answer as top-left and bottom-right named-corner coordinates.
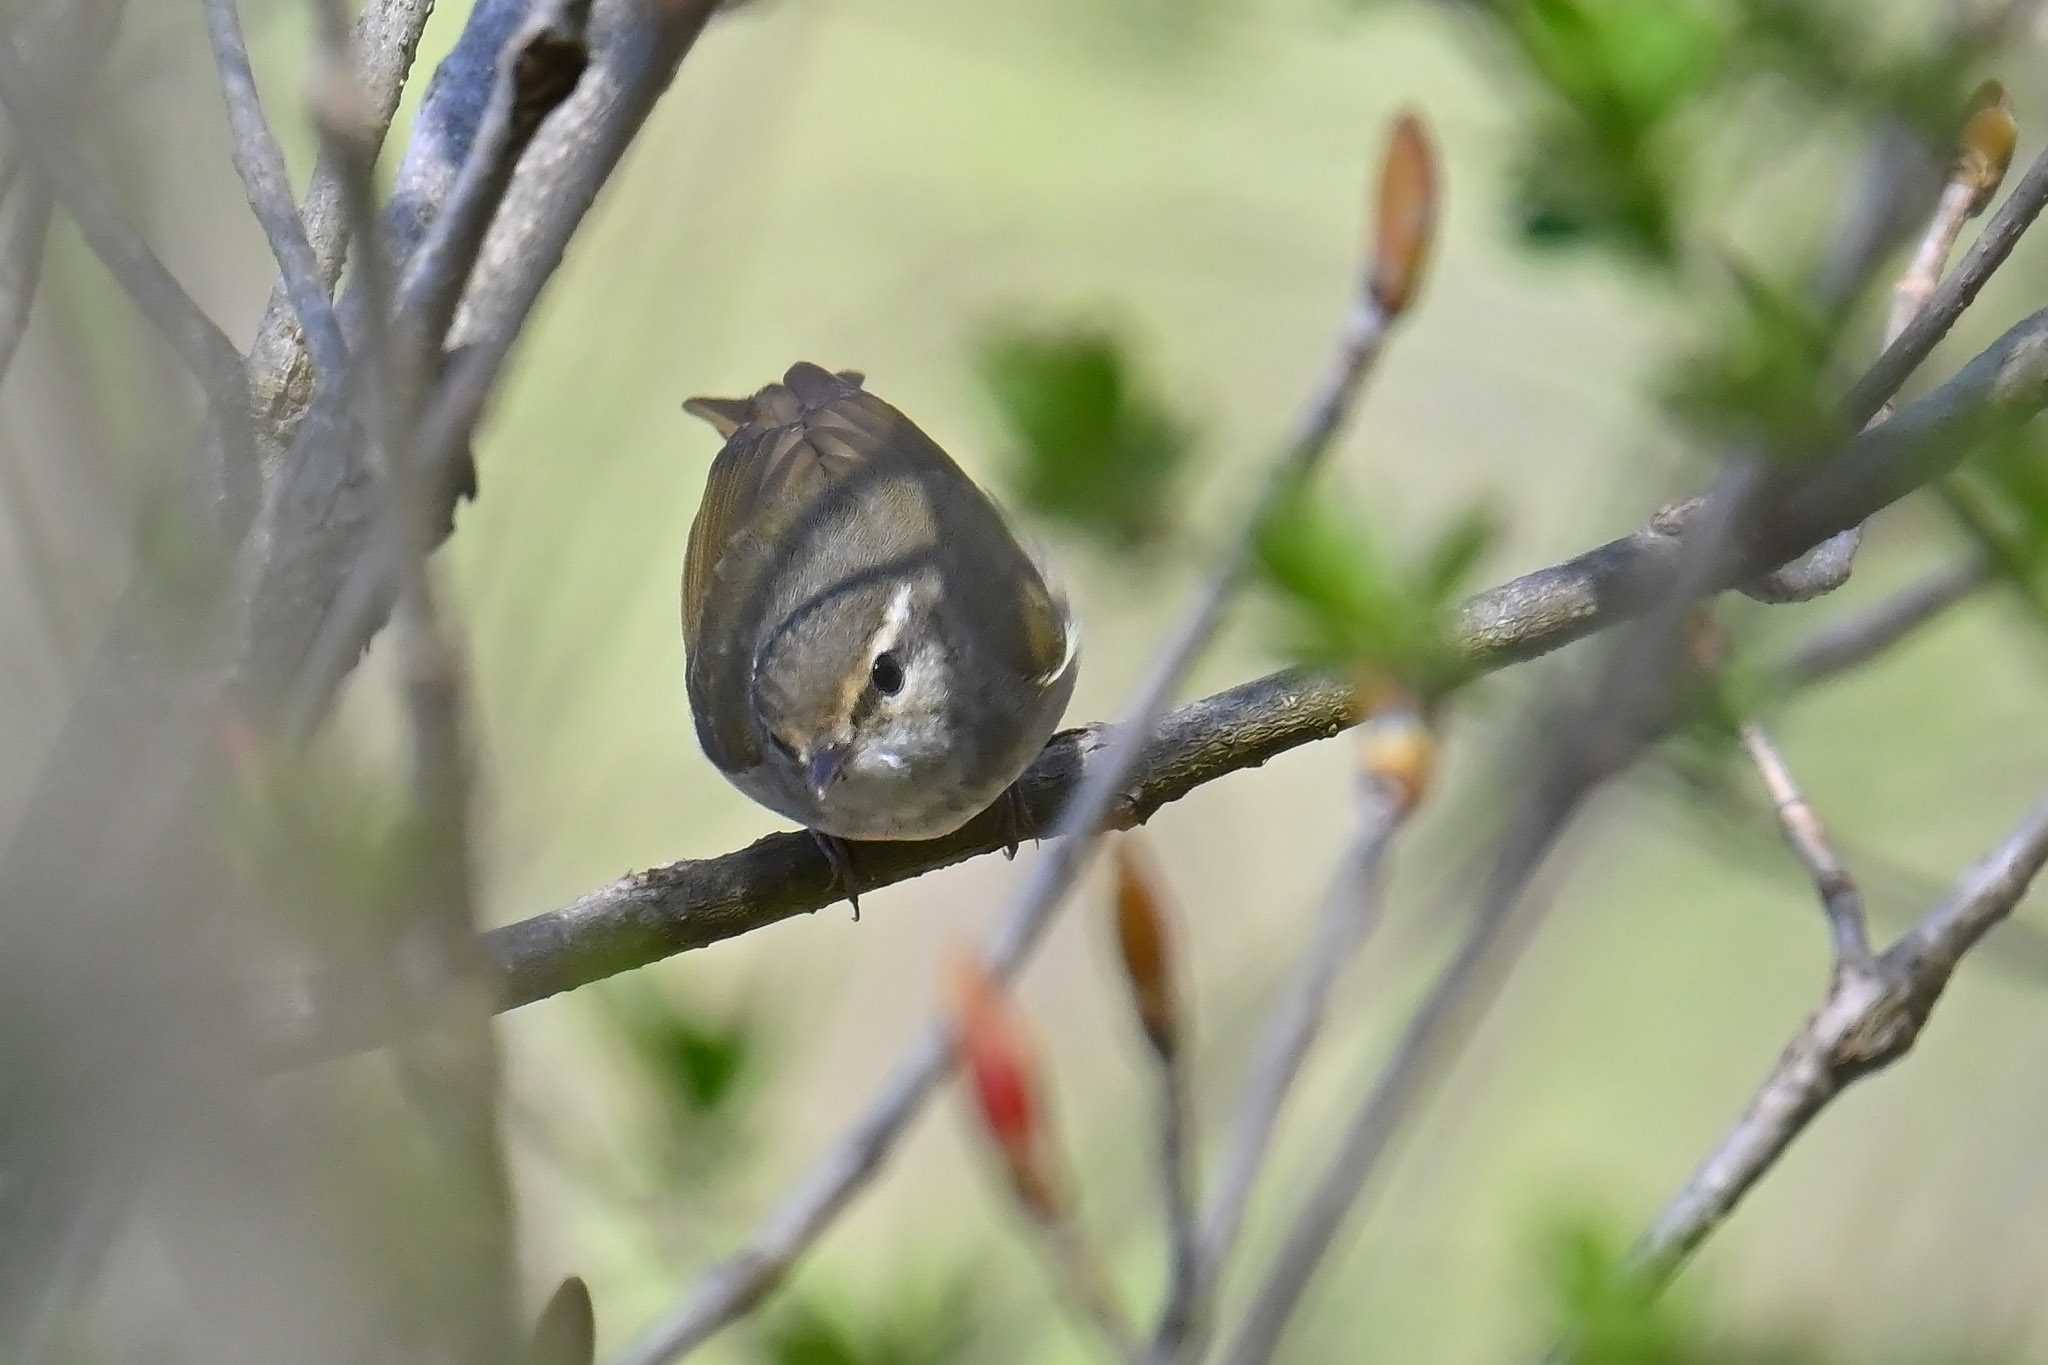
top-left (680, 363), bottom-right (1079, 909)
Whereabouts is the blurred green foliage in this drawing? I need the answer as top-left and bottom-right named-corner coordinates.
top-left (749, 1276), bottom-right (980, 1365)
top-left (1474, 0), bottom-right (1992, 262)
top-left (1497, 0), bottom-right (1725, 259)
top-left (1253, 476), bottom-right (1496, 697)
top-left (1664, 263), bottom-right (1847, 456)
top-left (1940, 429), bottom-right (2048, 620)
top-left (976, 323), bottom-right (1194, 554)
top-left (1538, 1214), bottom-right (2019, 1364)
top-left (608, 983), bottom-right (767, 1178)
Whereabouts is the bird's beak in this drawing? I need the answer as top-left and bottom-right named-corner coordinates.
top-left (806, 744), bottom-right (849, 801)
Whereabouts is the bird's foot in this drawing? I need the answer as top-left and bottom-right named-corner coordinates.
top-left (994, 784), bottom-right (1036, 861)
top-left (810, 829), bottom-right (863, 920)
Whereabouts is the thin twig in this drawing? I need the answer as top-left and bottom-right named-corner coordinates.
top-left (0, 22), bottom-right (254, 498)
top-left (1219, 775), bottom-right (1585, 1365)
top-left (609, 118), bottom-right (1432, 1365)
top-left (1041, 1216), bottom-right (1140, 1361)
top-left (1173, 782), bottom-right (1404, 1363)
top-left (0, 169), bottom-right (52, 392)
top-left (246, 0), bottom-right (435, 441)
top-left (1772, 556), bottom-right (1990, 689)
top-left (203, 0), bottom-right (348, 386)
top-left (1888, 180), bottom-right (1979, 349)
top-left (1152, 1050), bottom-right (1198, 1358)
top-left (1843, 141), bottom-right (2048, 426)
top-left (276, 0), bottom-right (595, 742)
top-left (1623, 794), bottom-right (2048, 1288)
top-left (1737, 722), bottom-right (1871, 967)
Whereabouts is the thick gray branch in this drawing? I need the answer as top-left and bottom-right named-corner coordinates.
top-left (238, 0), bottom-right (718, 725)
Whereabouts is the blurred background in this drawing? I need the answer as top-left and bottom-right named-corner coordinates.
top-left (7, 0), bottom-right (2048, 1360)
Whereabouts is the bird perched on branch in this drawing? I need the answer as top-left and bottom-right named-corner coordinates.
top-left (681, 363), bottom-right (1079, 911)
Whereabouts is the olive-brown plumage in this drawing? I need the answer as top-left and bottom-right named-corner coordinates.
top-left (681, 363), bottom-right (1078, 846)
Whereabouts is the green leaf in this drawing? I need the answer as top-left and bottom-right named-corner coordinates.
top-left (1252, 481), bottom-right (1494, 698)
top-left (977, 323), bottom-right (1194, 553)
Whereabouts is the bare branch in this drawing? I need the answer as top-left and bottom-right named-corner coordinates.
top-left (203, 0), bottom-right (348, 387)
top-left (1737, 722), bottom-right (1871, 966)
top-left (1773, 556), bottom-right (1989, 689)
top-left (1844, 141), bottom-right (2048, 425)
top-left (241, 0), bottom-right (716, 730)
top-left (396, 0), bottom-right (594, 360)
top-left (0, 22), bottom-right (254, 507)
top-left (0, 170), bottom-right (52, 391)
top-left (274, 0), bottom-right (596, 742)
top-left (1173, 717), bottom-right (1422, 1364)
top-left (1623, 794), bottom-right (2048, 1289)
top-left (0, 0), bottom-right (136, 459)
top-left (245, 0), bottom-right (435, 441)
top-left (1107, 838), bottom-right (1197, 1356)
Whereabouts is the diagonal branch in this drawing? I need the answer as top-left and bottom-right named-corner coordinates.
top-left (1166, 722), bottom-right (1414, 1365)
top-left (1621, 793), bottom-right (2048, 1291)
top-left (0, 22), bottom-right (254, 503)
top-left (239, 0), bottom-right (719, 728)
top-left (245, 0), bottom-right (435, 444)
top-left (204, 0), bottom-right (349, 387)
top-left (248, 299), bottom-right (2048, 1073)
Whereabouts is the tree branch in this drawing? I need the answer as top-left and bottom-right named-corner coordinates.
top-left (238, 0), bottom-right (718, 728)
top-left (0, 18), bottom-right (254, 511)
top-left (204, 0), bottom-right (348, 387)
top-left (1737, 721), bottom-right (1871, 967)
top-left (246, 298), bottom-right (2048, 1070)
top-left (274, 0), bottom-right (596, 740)
top-left (245, 0), bottom-right (436, 446)
top-left (1178, 755), bottom-right (1407, 1362)
top-left (1622, 793), bottom-right (2048, 1289)
top-left (1774, 560), bottom-right (1989, 691)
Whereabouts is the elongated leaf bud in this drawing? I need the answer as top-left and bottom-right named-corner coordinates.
top-left (1111, 836), bottom-right (1180, 1058)
top-left (950, 954), bottom-right (1060, 1219)
top-left (1372, 111), bottom-right (1439, 316)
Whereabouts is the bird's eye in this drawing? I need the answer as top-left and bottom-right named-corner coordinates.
top-left (870, 651), bottom-right (905, 696)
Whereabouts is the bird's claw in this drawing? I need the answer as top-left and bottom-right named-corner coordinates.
top-left (809, 829), bottom-right (863, 920)
top-left (995, 785), bottom-right (1036, 861)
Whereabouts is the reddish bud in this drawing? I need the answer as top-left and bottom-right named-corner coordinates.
top-left (1372, 110), bottom-right (1439, 316)
top-left (1111, 837), bottom-right (1180, 1057)
top-left (950, 954), bottom-right (1059, 1218)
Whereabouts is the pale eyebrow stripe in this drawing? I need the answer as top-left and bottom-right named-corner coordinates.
top-left (872, 581), bottom-right (914, 657)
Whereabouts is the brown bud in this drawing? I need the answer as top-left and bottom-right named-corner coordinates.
top-left (1111, 836), bottom-right (1180, 1057)
top-left (950, 954), bottom-right (1060, 1219)
top-left (1357, 701), bottom-right (1433, 816)
top-left (1371, 110), bottom-right (1439, 316)
top-left (1955, 80), bottom-right (2017, 216)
